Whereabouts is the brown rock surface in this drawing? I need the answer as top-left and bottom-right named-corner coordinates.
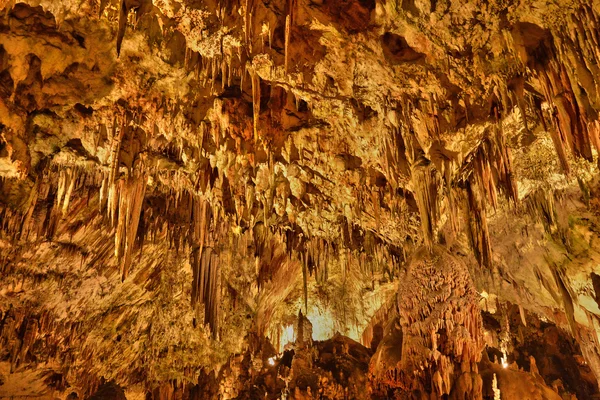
top-left (2, 0), bottom-right (600, 398)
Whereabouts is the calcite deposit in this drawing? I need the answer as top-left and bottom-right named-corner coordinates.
top-left (2, 0), bottom-right (600, 398)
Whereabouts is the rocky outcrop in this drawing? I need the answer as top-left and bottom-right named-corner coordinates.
top-left (370, 246), bottom-right (484, 398)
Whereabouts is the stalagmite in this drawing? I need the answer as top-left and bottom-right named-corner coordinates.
top-left (492, 373), bottom-right (501, 400)
top-left (371, 246), bottom-right (484, 398)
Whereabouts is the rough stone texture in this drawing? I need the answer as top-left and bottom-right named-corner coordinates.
top-left (2, 0), bottom-right (600, 398)
top-left (370, 246), bottom-right (484, 398)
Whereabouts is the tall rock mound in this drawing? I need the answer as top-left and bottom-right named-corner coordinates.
top-left (371, 246), bottom-right (484, 398)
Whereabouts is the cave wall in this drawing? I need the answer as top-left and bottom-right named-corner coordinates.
top-left (2, 0), bottom-right (600, 398)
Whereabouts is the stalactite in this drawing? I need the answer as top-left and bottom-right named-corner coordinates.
top-left (211, 57), bottom-right (218, 91)
top-left (207, 249), bottom-right (220, 338)
top-left (116, 0), bottom-right (152, 56)
top-left (251, 68), bottom-right (261, 142)
top-left (221, 58), bottom-right (227, 90)
top-left (46, 167), bottom-right (79, 238)
top-left (412, 159), bottom-right (440, 249)
top-left (491, 124), bottom-right (518, 205)
top-left (116, 0), bottom-right (128, 56)
top-left (55, 170), bottom-right (66, 213)
top-left (227, 55), bottom-right (233, 87)
top-left (190, 197), bottom-right (219, 337)
top-left (302, 252), bottom-right (308, 313)
top-left (372, 190), bottom-right (380, 228)
top-left (114, 173), bottom-right (147, 281)
top-left (552, 266), bottom-right (579, 340)
top-left (268, 22), bottom-right (273, 49)
top-left (465, 181), bottom-right (492, 269)
top-left (284, 15), bottom-right (291, 73)
top-left (287, 0), bottom-right (295, 25)
top-left (61, 168), bottom-right (77, 215)
top-left (446, 183), bottom-right (461, 237)
top-left (524, 188), bottom-right (558, 232)
top-left (383, 125), bottom-right (410, 189)
top-left (244, 0), bottom-right (251, 50)
top-left (107, 115), bottom-right (126, 226)
top-left (474, 145), bottom-right (499, 210)
top-left (239, 65), bottom-right (245, 94)
top-left (19, 178), bottom-right (40, 241)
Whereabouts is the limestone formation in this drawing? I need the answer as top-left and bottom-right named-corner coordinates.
top-left (2, 0), bottom-right (600, 398)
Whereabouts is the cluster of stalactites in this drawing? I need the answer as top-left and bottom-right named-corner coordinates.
top-left (509, 4), bottom-right (600, 174)
top-left (98, 112), bottom-right (147, 281)
top-left (385, 101), bottom-right (519, 266)
top-left (381, 6), bottom-right (600, 269)
top-left (456, 6), bottom-right (600, 266)
top-left (0, 165), bottom-right (104, 250)
top-left (295, 232), bottom-right (403, 314)
top-left (458, 125), bottom-right (517, 268)
top-left (412, 160), bottom-right (441, 250)
top-left (93, 106), bottom-right (219, 283)
top-left (190, 196), bottom-right (221, 338)
top-left (136, 183), bottom-right (230, 338)
top-left (0, 307), bottom-right (105, 397)
top-left (537, 59), bottom-right (599, 174)
top-left (112, 174), bottom-right (146, 281)
top-left (302, 236), bottom-right (332, 285)
top-left (187, 50), bottom-right (243, 93)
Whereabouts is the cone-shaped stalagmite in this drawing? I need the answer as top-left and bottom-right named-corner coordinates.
top-left (370, 246), bottom-right (484, 398)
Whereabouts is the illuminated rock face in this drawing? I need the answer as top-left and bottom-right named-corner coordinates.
top-left (392, 246), bottom-right (484, 398)
top-left (369, 246), bottom-right (484, 398)
top-left (2, 0), bottom-right (600, 398)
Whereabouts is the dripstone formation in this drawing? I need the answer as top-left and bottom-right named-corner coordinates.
top-left (2, 0), bottom-right (600, 398)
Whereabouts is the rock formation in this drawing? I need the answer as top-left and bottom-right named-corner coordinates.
top-left (2, 0), bottom-right (600, 398)
top-left (370, 246), bottom-right (484, 398)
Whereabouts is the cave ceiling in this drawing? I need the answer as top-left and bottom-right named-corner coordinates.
top-left (2, 0), bottom-right (600, 398)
